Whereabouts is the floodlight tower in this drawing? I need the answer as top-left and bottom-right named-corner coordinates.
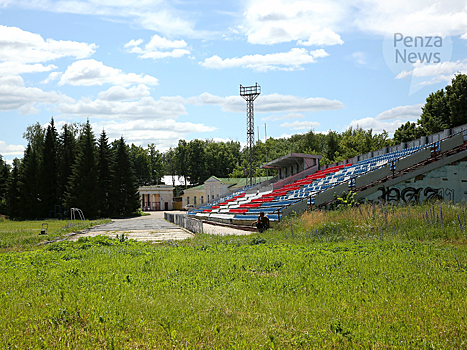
top-left (240, 82), bottom-right (261, 186)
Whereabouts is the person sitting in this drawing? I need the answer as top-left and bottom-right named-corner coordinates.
top-left (252, 211), bottom-right (270, 233)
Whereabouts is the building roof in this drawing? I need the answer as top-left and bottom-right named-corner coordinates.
top-left (206, 176), bottom-right (270, 188)
top-left (138, 185), bottom-right (174, 192)
top-left (183, 184), bottom-right (205, 192)
top-left (261, 153), bottom-right (322, 169)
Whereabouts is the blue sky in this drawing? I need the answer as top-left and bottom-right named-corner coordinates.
top-left (1, 0), bottom-right (467, 164)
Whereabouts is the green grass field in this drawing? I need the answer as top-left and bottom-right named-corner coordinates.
top-left (1, 203), bottom-right (467, 349)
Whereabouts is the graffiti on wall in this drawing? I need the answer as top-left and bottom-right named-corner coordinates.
top-left (377, 186), bottom-right (455, 203)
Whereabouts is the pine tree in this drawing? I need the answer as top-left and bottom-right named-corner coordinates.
top-left (97, 130), bottom-right (113, 218)
top-left (65, 120), bottom-right (99, 219)
top-left (40, 118), bottom-right (59, 217)
top-left (18, 145), bottom-right (41, 219)
top-left (111, 137), bottom-right (139, 216)
top-left (0, 155), bottom-right (10, 214)
top-left (58, 123), bottom-right (77, 208)
top-left (6, 159), bottom-right (20, 218)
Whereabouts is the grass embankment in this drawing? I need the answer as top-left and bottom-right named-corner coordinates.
top-left (0, 217), bottom-right (110, 252)
top-left (1, 203), bottom-right (467, 348)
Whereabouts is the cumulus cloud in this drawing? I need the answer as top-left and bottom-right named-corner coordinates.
top-left (57, 59), bottom-right (159, 86)
top-left (0, 62), bottom-right (57, 76)
top-left (124, 35), bottom-right (190, 59)
top-left (189, 92), bottom-right (344, 113)
top-left (396, 60), bottom-right (467, 80)
top-left (242, 0), bottom-right (345, 45)
top-left (376, 104), bottom-right (423, 121)
top-left (346, 117), bottom-right (406, 135)
top-left (0, 75), bottom-right (68, 114)
top-left (0, 25), bottom-right (97, 64)
top-left (280, 120), bottom-right (320, 130)
top-left (59, 86), bottom-right (188, 120)
top-left (97, 85), bottom-right (151, 101)
top-left (0, 140), bottom-right (25, 156)
top-left (200, 48), bottom-right (328, 71)
top-left (93, 119), bottom-right (216, 151)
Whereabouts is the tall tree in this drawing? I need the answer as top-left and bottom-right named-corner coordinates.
top-left (65, 120), bottom-right (99, 219)
top-left (394, 121), bottom-right (423, 143)
top-left (418, 89), bottom-right (450, 134)
top-left (40, 118), bottom-right (59, 217)
top-left (57, 123), bottom-right (77, 206)
top-left (0, 155), bottom-right (10, 214)
top-left (111, 137), bottom-right (139, 216)
top-left (175, 139), bottom-right (188, 187)
top-left (6, 158), bottom-right (20, 218)
top-left (97, 130), bottom-right (113, 218)
top-left (18, 145), bottom-right (41, 219)
top-left (446, 73), bottom-right (467, 127)
top-left (148, 143), bottom-right (164, 185)
top-left (186, 139), bottom-right (208, 185)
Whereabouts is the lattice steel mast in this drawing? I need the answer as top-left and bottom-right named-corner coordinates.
top-left (240, 83), bottom-right (261, 186)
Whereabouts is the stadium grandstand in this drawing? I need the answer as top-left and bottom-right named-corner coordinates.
top-left (187, 124), bottom-right (467, 229)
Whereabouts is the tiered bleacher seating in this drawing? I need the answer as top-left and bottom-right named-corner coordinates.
top-left (190, 143), bottom-right (431, 226)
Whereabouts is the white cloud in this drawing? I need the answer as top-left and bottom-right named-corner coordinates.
top-left (0, 140), bottom-right (24, 156)
top-left (242, 0), bottom-right (345, 45)
top-left (376, 104), bottom-right (423, 121)
top-left (0, 1), bottom-right (198, 38)
top-left (189, 92), bottom-right (344, 113)
top-left (59, 93), bottom-right (186, 120)
top-left (262, 113), bottom-right (304, 121)
top-left (200, 48), bottom-right (328, 71)
top-left (0, 62), bottom-right (57, 76)
top-left (0, 75), bottom-right (68, 114)
top-left (396, 60), bottom-right (467, 79)
top-left (354, 0), bottom-right (467, 37)
top-left (0, 25), bottom-right (97, 64)
top-left (297, 28), bottom-right (344, 46)
top-left (280, 120), bottom-right (320, 130)
top-left (124, 35), bottom-right (190, 59)
top-left (242, 0), bottom-right (467, 48)
top-left (97, 85), bottom-right (151, 101)
top-left (256, 93), bottom-right (344, 113)
top-left (352, 52), bottom-right (367, 65)
top-left (346, 117), bottom-right (405, 135)
top-left (93, 119), bottom-right (216, 151)
top-left (58, 59), bottom-right (159, 86)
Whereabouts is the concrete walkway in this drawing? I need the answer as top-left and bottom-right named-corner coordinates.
top-left (69, 211), bottom-right (251, 242)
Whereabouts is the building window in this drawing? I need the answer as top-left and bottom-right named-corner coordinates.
top-left (187, 197), bottom-right (189, 205)
top-left (194, 196), bottom-right (197, 205)
top-left (201, 196), bottom-right (204, 204)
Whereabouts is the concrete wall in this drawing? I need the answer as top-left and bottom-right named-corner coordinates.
top-left (362, 155), bottom-right (467, 204)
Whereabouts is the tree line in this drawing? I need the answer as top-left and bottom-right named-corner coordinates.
top-left (0, 119), bottom-right (139, 219)
top-left (394, 73), bottom-right (467, 143)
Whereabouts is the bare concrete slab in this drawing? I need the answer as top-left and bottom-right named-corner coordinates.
top-left (69, 211), bottom-right (194, 242)
top-left (68, 211), bottom-right (254, 242)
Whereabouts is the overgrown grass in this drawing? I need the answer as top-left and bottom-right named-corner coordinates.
top-left (1, 202), bottom-right (467, 348)
top-left (0, 218), bottom-right (110, 252)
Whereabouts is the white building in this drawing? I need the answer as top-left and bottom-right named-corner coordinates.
top-left (139, 185), bottom-right (174, 211)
